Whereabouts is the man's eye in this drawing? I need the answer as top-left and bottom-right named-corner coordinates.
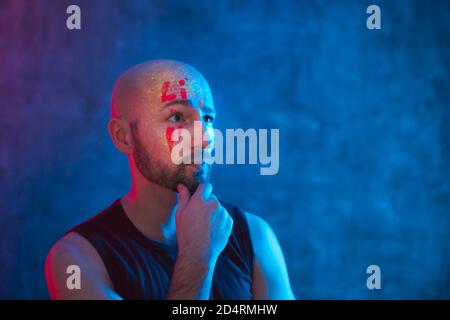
top-left (203, 115), bottom-right (215, 123)
top-left (168, 112), bottom-right (182, 122)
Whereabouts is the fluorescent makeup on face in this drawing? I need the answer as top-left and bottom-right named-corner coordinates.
top-left (159, 74), bottom-right (214, 156)
top-left (165, 125), bottom-right (184, 152)
top-left (161, 78), bottom-right (189, 103)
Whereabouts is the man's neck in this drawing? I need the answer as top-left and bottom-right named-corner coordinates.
top-left (120, 177), bottom-right (178, 245)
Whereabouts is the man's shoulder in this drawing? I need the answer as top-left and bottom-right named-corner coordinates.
top-left (243, 212), bottom-right (271, 234)
top-left (219, 199), bottom-right (251, 222)
top-left (46, 199), bottom-right (121, 277)
top-left (218, 199), bottom-right (271, 241)
top-left (45, 230), bottom-right (115, 299)
top-left (45, 232), bottom-right (103, 289)
top-left (64, 199), bottom-right (121, 236)
top-left (243, 211), bottom-right (272, 239)
top-left (50, 232), bottom-right (87, 252)
top-left (241, 211), bottom-right (278, 262)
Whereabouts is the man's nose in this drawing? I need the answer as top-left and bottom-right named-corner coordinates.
top-left (190, 117), bottom-right (214, 150)
top-left (201, 124), bottom-right (214, 149)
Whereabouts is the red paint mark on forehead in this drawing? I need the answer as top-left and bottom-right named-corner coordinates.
top-left (161, 81), bottom-right (176, 103)
top-left (179, 80), bottom-right (187, 100)
top-left (161, 78), bottom-right (188, 103)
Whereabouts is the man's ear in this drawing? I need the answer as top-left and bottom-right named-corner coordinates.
top-left (108, 118), bottom-right (133, 154)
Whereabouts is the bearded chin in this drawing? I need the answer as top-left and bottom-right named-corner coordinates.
top-left (137, 160), bottom-right (211, 195)
top-left (181, 164), bottom-right (211, 195)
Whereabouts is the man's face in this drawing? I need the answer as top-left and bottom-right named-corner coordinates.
top-left (129, 75), bottom-right (215, 195)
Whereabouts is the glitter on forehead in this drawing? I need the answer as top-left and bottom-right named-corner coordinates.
top-left (111, 60), bottom-right (214, 121)
top-left (124, 65), bottom-right (213, 113)
top-left (159, 74), bottom-right (211, 105)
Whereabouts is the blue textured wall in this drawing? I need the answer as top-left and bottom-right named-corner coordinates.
top-left (0, 0), bottom-right (449, 299)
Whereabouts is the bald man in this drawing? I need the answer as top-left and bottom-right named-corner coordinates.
top-left (45, 60), bottom-right (294, 300)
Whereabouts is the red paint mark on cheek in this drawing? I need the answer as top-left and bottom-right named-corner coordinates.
top-left (165, 125), bottom-right (184, 152)
top-left (166, 127), bottom-right (175, 151)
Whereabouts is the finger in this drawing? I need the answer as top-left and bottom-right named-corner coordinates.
top-left (208, 194), bottom-right (221, 209)
top-left (209, 193), bottom-right (219, 203)
top-left (221, 208), bottom-right (233, 227)
top-left (225, 212), bottom-right (234, 231)
top-left (194, 182), bottom-right (213, 200)
top-left (176, 184), bottom-right (191, 212)
top-left (206, 198), bottom-right (220, 211)
top-left (226, 216), bottom-right (234, 232)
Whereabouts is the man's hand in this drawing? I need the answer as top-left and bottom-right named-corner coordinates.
top-left (167, 182), bottom-right (233, 299)
top-left (175, 182), bottom-right (234, 265)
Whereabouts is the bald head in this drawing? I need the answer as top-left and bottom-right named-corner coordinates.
top-left (111, 59), bottom-right (213, 121)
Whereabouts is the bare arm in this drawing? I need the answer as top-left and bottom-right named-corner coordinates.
top-left (167, 255), bottom-right (215, 299)
top-left (245, 213), bottom-right (295, 300)
top-left (45, 232), bottom-right (122, 300)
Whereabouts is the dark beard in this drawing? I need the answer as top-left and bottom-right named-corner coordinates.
top-left (130, 120), bottom-right (210, 195)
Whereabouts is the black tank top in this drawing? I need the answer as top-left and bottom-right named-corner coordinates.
top-left (66, 199), bottom-right (254, 300)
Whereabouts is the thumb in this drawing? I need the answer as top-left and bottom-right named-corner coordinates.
top-left (176, 184), bottom-right (190, 212)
